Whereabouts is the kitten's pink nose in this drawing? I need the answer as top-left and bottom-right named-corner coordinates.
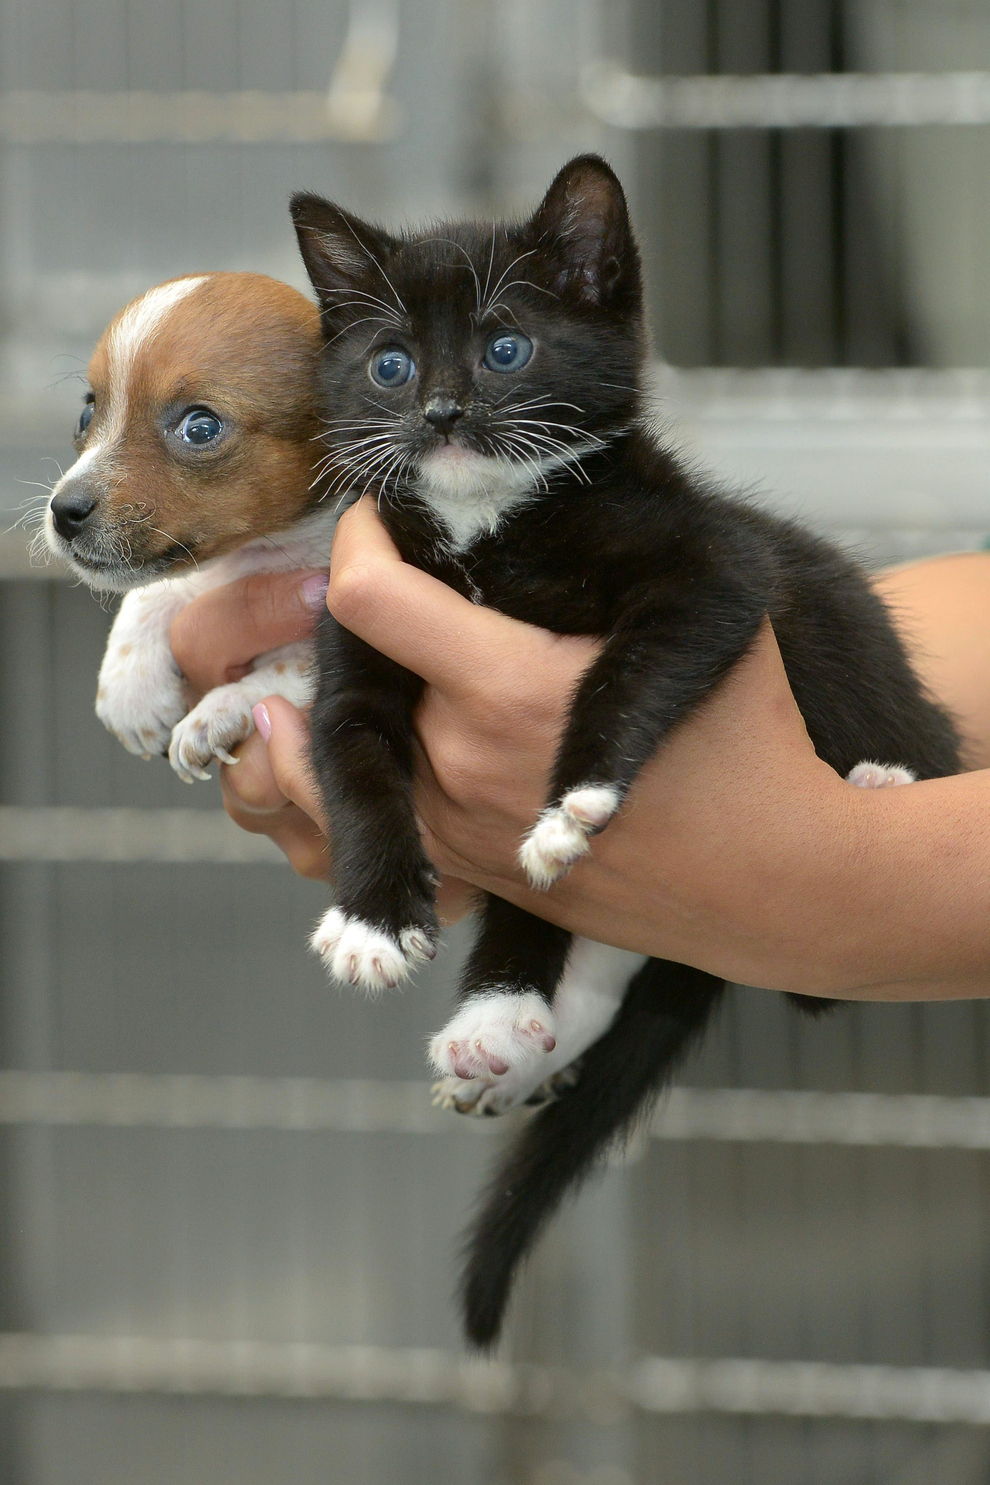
top-left (424, 397), bottom-right (464, 435)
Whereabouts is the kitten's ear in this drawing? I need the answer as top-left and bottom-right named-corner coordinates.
top-left (529, 155), bottom-right (638, 308)
top-left (290, 192), bottom-right (396, 310)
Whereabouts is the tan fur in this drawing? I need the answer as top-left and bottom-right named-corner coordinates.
top-left (77, 272), bottom-right (322, 569)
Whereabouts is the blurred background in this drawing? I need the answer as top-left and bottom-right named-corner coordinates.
top-left (3, 1), bottom-right (990, 1481)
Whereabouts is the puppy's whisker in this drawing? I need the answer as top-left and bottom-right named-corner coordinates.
top-left (145, 526), bottom-right (199, 571)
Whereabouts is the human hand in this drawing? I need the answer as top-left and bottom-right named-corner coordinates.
top-left (204, 499), bottom-right (875, 993)
top-left (168, 567), bottom-right (330, 875)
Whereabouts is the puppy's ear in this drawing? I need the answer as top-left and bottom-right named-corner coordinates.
top-left (528, 155), bottom-right (639, 310)
top-left (290, 193), bottom-right (397, 313)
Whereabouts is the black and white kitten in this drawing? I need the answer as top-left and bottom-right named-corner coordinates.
top-left (290, 157), bottom-right (960, 1348)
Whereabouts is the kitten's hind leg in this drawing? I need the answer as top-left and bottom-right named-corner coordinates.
top-left (428, 898), bottom-right (567, 1099)
top-left (431, 923), bottom-right (646, 1118)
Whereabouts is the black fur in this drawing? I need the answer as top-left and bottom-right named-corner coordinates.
top-left (291, 156), bottom-right (961, 1348)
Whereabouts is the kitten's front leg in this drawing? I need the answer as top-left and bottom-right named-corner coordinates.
top-left (520, 597), bottom-right (764, 889)
top-left (309, 612), bottom-right (440, 992)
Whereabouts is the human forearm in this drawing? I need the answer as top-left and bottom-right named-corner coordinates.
top-left (874, 552), bottom-right (990, 768)
top-left (183, 510), bottom-right (990, 999)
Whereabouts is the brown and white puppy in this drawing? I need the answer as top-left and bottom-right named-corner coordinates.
top-left (44, 272), bottom-right (336, 780)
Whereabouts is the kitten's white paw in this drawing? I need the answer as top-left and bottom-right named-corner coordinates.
top-left (310, 906), bottom-right (435, 993)
top-left (96, 647), bottom-right (187, 760)
top-left (428, 991), bottom-right (557, 1083)
top-left (431, 1060), bottom-right (580, 1118)
top-left (518, 784), bottom-right (620, 890)
top-left (168, 684), bottom-right (257, 783)
top-left (847, 761), bottom-right (917, 789)
top-left (431, 1075), bottom-right (504, 1116)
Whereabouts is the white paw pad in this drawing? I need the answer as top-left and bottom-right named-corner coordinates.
top-left (847, 761), bottom-right (917, 790)
top-left (518, 784), bottom-right (620, 890)
top-left (310, 907), bottom-right (434, 993)
top-left (428, 991), bottom-right (557, 1083)
top-left (168, 685), bottom-right (257, 783)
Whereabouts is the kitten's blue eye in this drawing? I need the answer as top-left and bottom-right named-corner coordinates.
top-left (483, 333), bottom-right (533, 373)
top-left (370, 348), bottom-right (415, 388)
top-left (178, 409), bottom-right (223, 446)
top-left (77, 400), bottom-right (94, 436)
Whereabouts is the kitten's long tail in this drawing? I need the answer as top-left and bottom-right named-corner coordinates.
top-left (461, 957), bottom-right (726, 1349)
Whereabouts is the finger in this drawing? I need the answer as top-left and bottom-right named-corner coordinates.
top-left (328, 498), bottom-right (568, 695)
top-left (433, 875), bottom-right (478, 926)
top-left (171, 568), bottom-right (328, 694)
top-left (260, 696), bottom-right (328, 830)
top-left (219, 729), bottom-right (290, 814)
top-left (219, 706), bottom-right (329, 881)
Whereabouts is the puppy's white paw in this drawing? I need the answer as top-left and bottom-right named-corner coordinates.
top-left (168, 684), bottom-right (257, 783)
top-left (310, 906), bottom-right (435, 994)
top-left (96, 647), bottom-right (188, 760)
top-left (847, 760), bottom-right (917, 789)
top-left (518, 784), bottom-right (620, 890)
top-left (428, 992), bottom-right (557, 1084)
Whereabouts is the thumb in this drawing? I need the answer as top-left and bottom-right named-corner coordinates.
top-left (327, 496), bottom-right (546, 696)
top-left (171, 568), bottom-right (328, 693)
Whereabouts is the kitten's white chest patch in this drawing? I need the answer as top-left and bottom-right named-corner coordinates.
top-left (413, 449), bottom-right (540, 550)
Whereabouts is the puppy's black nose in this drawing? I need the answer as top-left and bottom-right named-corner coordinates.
top-left (424, 398), bottom-right (464, 436)
top-left (50, 486), bottom-right (98, 541)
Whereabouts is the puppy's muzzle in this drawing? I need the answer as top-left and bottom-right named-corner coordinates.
top-left (50, 482), bottom-right (98, 542)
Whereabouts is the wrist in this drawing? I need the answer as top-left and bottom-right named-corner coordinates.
top-left (805, 774), bottom-right (990, 998)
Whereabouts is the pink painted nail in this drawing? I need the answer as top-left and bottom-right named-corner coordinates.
top-left (301, 574), bottom-right (329, 610)
top-left (252, 703), bottom-right (271, 742)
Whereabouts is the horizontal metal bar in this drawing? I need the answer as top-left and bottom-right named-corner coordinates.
top-left (3, 1072), bottom-right (990, 1151)
top-left (3, 73), bottom-right (990, 144)
top-left (0, 808), bottom-right (284, 864)
top-left (0, 90), bottom-right (395, 144)
top-left (582, 65), bottom-right (990, 130)
top-left (0, 1072), bottom-right (463, 1135)
top-left (655, 1087), bottom-right (990, 1150)
top-left (0, 1333), bottom-right (986, 1422)
top-left (628, 1357), bottom-right (990, 1425)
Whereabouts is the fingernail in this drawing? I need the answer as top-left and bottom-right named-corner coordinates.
top-left (301, 574), bottom-right (329, 611)
top-left (252, 703), bottom-right (271, 742)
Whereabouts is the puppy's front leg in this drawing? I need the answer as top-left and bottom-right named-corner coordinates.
top-left (168, 641), bottom-right (315, 782)
top-left (309, 612), bottom-right (439, 993)
top-left (96, 578), bottom-right (197, 759)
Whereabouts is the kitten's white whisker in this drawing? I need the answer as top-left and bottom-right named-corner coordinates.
top-left (482, 247), bottom-right (539, 317)
top-left (494, 396), bottom-right (587, 417)
top-left (324, 315), bottom-right (394, 349)
top-left (334, 217), bottom-right (408, 318)
top-left (322, 287), bottom-right (403, 319)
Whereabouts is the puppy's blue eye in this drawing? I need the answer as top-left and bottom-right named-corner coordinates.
top-left (370, 347), bottom-right (415, 388)
top-left (483, 333), bottom-right (533, 372)
top-left (178, 409), bottom-right (223, 446)
top-left (77, 400), bottom-right (94, 436)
